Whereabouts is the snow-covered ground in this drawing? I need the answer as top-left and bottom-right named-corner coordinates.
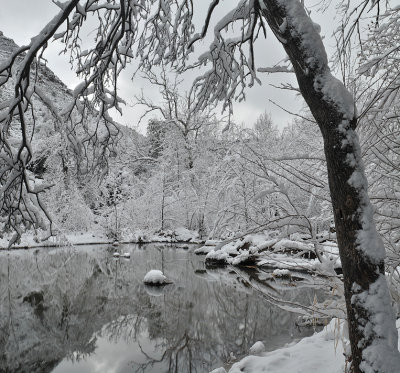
top-left (211, 319), bottom-right (400, 373)
top-left (0, 227), bottom-right (202, 249)
top-left (0, 231), bottom-right (111, 249)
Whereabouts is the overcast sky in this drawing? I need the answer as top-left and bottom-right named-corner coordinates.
top-left (0, 0), bottom-right (342, 133)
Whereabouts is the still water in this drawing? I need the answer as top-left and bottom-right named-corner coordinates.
top-left (0, 244), bottom-right (325, 373)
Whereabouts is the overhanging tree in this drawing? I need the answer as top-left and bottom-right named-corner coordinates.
top-left (0, 0), bottom-right (399, 371)
top-left (258, 2), bottom-right (399, 371)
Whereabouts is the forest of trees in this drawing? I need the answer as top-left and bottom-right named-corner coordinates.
top-left (1, 0), bottom-right (400, 372)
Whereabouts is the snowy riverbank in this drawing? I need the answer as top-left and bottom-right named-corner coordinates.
top-left (2, 228), bottom-right (398, 373)
top-left (212, 319), bottom-right (400, 373)
top-left (0, 227), bottom-right (202, 249)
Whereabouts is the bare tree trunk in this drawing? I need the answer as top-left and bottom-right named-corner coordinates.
top-left (161, 169), bottom-right (166, 231)
top-left (260, 1), bottom-right (399, 371)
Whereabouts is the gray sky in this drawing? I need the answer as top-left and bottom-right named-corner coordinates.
top-left (0, 0), bottom-right (341, 133)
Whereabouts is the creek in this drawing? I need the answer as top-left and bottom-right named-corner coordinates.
top-left (0, 243), bottom-right (326, 373)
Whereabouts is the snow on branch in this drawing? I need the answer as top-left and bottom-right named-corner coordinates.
top-left (0, 0), bottom-right (80, 241)
top-left (356, 5), bottom-right (400, 120)
top-left (0, 0), bottom-right (287, 242)
top-left (258, 66), bottom-right (294, 73)
top-left (187, 0), bottom-right (265, 113)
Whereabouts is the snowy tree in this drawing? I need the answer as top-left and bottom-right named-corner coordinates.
top-left (333, 2), bottom-right (400, 328)
top-left (0, 0), bottom-right (399, 371)
top-left (257, 2), bottom-right (399, 371)
top-left (147, 119), bottom-right (167, 159)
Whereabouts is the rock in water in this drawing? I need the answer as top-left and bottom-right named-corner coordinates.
top-left (249, 341), bottom-right (265, 354)
top-left (143, 270), bottom-right (167, 285)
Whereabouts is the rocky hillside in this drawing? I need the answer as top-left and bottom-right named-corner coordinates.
top-left (0, 31), bottom-right (142, 164)
top-left (0, 31), bottom-right (78, 178)
top-left (0, 31), bottom-right (147, 237)
top-left (0, 31), bottom-right (72, 106)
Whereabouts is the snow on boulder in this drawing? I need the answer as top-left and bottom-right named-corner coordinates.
top-left (205, 236), bottom-right (258, 266)
top-left (249, 341), bottom-right (265, 355)
top-left (272, 269), bottom-right (290, 277)
top-left (143, 270), bottom-right (168, 285)
top-left (209, 368), bottom-right (227, 373)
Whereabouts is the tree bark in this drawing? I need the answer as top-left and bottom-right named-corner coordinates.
top-left (259, 1), bottom-right (399, 372)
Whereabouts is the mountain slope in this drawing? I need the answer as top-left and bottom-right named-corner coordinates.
top-left (0, 32), bottom-right (146, 238)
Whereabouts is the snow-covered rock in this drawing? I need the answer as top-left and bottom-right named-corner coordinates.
top-left (143, 270), bottom-right (167, 285)
top-left (272, 269), bottom-right (290, 277)
top-left (249, 341), bottom-right (265, 355)
top-left (202, 232), bottom-right (341, 276)
top-left (209, 368), bottom-right (227, 373)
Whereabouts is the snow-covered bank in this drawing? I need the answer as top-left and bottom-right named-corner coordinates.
top-left (227, 319), bottom-right (345, 373)
top-left (212, 319), bottom-right (400, 373)
top-left (212, 319), bottom-right (345, 372)
top-left (0, 227), bottom-right (202, 249)
top-left (0, 231), bottom-right (113, 249)
top-left (199, 231), bottom-right (341, 274)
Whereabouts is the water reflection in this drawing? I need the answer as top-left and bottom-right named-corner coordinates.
top-left (0, 244), bottom-right (325, 373)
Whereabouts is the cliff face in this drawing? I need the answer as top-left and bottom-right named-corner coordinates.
top-left (0, 31), bottom-right (72, 104)
top-left (0, 31), bottom-right (19, 59)
top-left (0, 32), bottom-right (140, 160)
top-left (0, 33), bottom-right (20, 103)
top-left (0, 32), bottom-right (73, 162)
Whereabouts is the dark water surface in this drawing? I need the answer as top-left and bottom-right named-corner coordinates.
top-left (0, 244), bottom-right (324, 373)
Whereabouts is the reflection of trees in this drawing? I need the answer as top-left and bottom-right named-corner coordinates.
top-left (0, 244), bottom-right (327, 373)
top-left (0, 247), bottom-right (130, 373)
top-left (127, 252), bottom-right (326, 373)
top-left (133, 332), bottom-right (203, 373)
